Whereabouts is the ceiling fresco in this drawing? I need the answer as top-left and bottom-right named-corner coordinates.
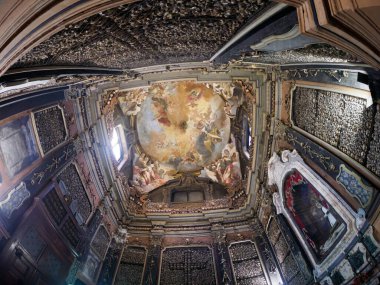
top-left (114, 81), bottom-right (247, 195)
top-left (136, 81), bottom-right (230, 172)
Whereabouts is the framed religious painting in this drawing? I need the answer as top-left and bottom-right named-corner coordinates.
top-left (283, 169), bottom-right (346, 262)
top-left (268, 150), bottom-right (359, 279)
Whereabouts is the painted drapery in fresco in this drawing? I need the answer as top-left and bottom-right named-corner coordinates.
top-left (284, 170), bottom-right (346, 261)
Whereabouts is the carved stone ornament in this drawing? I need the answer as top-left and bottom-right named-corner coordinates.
top-left (331, 259), bottom-right (354, 284)
top-left (272, 192), bottom-right (282, 215)
top-left (268, 150), bottom-right (359, 278)
top-left (0, 182), bottom-right (30, 218)
top-left (355, 208), bottom-right (366, 231)
top-left (114, 227), bottom-right (128, 244)
top-left (320, 276), bottom-right (333, 285)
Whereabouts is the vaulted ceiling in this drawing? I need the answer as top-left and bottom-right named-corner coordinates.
top-left (98, 76), bottom-right (259, 215)
top-left (12, 0), bottom-right (272, 69)
top-left (0, 1), bottom-right (379, 285)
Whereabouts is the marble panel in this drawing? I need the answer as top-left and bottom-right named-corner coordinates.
top-left (0, 116), bottom-right (39, 177)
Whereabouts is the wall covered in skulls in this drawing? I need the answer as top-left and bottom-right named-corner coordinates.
top-left (0, 0), bottom-right (379, 284)
top-left (0, 85), bottom-right (120, 284)
top-left (254, 67), bottom-right (380, 285)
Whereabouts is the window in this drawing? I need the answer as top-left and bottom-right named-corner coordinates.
top-left (110, 125), bottom-right (128, 169)
top-left (242, 115), bottom-right (252, 158)
top-left (111, 127), bottom-right (122, 162)
top-left (171, 190), bottom-right (204, 203)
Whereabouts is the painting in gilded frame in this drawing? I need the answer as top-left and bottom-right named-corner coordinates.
top-left (284, 169), bottom-right (346, 262)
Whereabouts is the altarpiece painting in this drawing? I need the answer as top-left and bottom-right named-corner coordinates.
top-left (284, 169), bottom-right (346, 261)
top-left (268, 150), bottom-right (359, 278)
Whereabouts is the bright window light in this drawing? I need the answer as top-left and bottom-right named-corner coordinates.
top-left (111, 128), bottom-right (122, 161)
top-left (248, 125), bottom-right (252, 147)
top-left (243, 116), bottom-right (252, 158)
top-left (0, 80), bottom-right (51, 94)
